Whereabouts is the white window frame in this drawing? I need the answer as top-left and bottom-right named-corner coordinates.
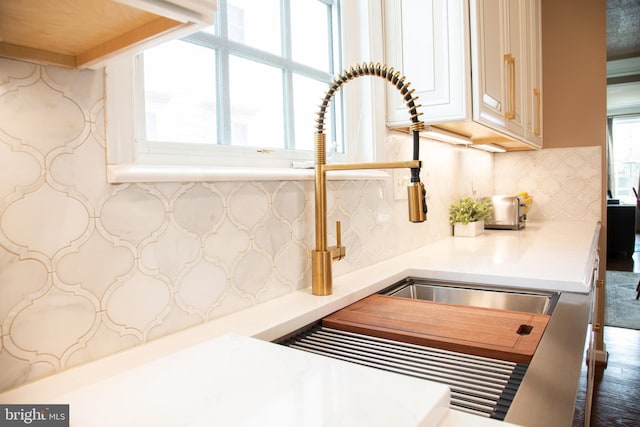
top-left (105, 0), bottom-right (387, 183)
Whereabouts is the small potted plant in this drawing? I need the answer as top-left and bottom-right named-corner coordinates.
top-left (449, 197), bottom-right (493, 237)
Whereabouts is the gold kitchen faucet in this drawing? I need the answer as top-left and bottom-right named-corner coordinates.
top-left (312, 62), bottom-right (427, 296)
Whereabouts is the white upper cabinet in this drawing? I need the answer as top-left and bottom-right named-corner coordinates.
top-left (0, 0), bottom-right (216, 69)
top-left (472, 0), bottom-right (526, 139)
top-left (524, 0), bottom-right (543, 146)
top-left (384, 0), bottom-right (543, 150)
top-left (385, 0), bottom-right (470, 127)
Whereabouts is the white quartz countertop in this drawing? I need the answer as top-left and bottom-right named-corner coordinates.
top-left (0, 219), bottom-right (599, 426)
top-left (56, 333), bottom-right (452, 427)
top-left (400, 219), bottom-right (600, 293)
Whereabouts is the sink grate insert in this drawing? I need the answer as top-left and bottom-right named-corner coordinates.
top-left (279, 325), bottom-right (528, 420)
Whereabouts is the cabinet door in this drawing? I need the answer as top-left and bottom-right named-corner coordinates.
top-left (524, 0), bottom-right (543, 147)
top-left (471, 0), bottom-right (525, 138)
top-left (384, 0), bottom-right (470, 127)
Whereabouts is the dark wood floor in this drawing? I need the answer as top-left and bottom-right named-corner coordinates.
top-left (571, 240), bottom-right (640, 426)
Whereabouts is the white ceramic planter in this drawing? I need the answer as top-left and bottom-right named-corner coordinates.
top-left (453, 220), bottom-right (485, 237)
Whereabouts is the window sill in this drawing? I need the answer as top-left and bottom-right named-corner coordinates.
top-left (106, 164), bottom-right (391, 183)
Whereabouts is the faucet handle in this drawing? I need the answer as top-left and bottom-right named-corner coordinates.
top-left (332, 221), bottom-right (346, 261)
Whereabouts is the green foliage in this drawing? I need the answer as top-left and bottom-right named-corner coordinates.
top-left (449, 197), bottom-right (493, 225)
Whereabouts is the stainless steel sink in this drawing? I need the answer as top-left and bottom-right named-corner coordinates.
top-left (281, 281), bottom-right (588, 424)
top-left (379, 277), bottom-right (559, 315)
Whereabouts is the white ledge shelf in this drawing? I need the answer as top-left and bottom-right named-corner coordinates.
top-left (106, 164), bottom-right (392, 183)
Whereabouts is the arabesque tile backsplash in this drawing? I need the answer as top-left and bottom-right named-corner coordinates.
top-left (0, 57), bottom-right (600, 392)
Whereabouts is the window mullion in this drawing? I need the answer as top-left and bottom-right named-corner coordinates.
top-left (184, 33), bottom-right (333, 83)
top-left (214, 0), bottom-right (232, 146)
top-left (281, 0), bottom-right (295, 150)
top-left (329, 0), bottom-right (341, 75)
top-left (217, 49), bottom-right (232, 146)
top-left (328, 0), bottom-right (342, 153)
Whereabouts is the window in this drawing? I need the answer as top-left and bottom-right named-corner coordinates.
top-left (140, 0), bottom-right (341, 160)
top-left (610, 115), bottom-right (640, 204)
top-left (106, 0), bottom-right (383, 182)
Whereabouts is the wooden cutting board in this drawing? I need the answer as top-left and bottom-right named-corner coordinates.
top-left (322, 294), bottom-right (550, 364)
